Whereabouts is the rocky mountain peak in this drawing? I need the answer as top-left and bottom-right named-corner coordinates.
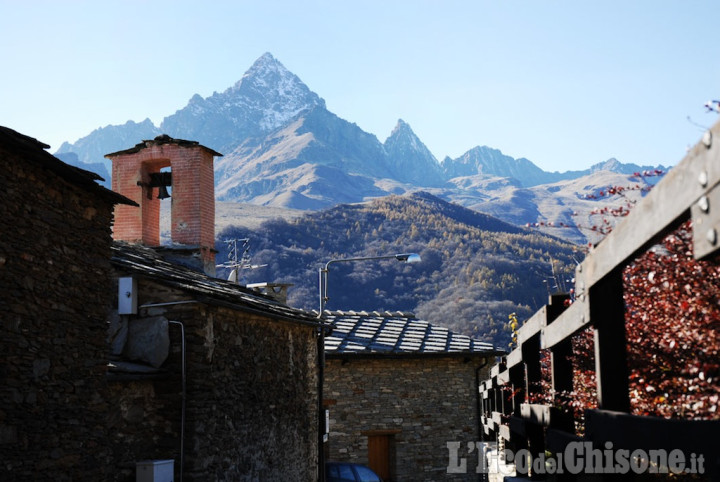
top-left (158, 53), bottom-right (325, 153)
top-left (230, 52), bottom-right (325, 116)
top-left (384, 119), bottom-right (442, 186)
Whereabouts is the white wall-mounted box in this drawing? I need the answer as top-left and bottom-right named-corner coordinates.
top-left (118, 276), bottom-right (138, 315)
top-left (136, 459), bottom-right (174, 482)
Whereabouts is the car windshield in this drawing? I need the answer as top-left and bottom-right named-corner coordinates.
top-left (354, 465), bottom-right (381, 482)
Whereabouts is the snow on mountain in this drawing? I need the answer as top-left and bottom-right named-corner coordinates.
top-left (51, 51), bottom-right (667, 244)
top-left (160, 52), bottom-right (325, 153)
top-left (55, 119), bottom-right (161, 172)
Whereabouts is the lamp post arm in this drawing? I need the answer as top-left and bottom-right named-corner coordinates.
top-left (318, 253), bottom-right (421, 317)
top-left (324, 254), bottom-right (400, 271)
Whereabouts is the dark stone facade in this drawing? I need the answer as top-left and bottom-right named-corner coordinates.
top-left (0, 128), bottom-right (121, 480)
top-left (0, 127), bottom-right (321, 481)
top-left (106, 275), bottom-right (320, 481)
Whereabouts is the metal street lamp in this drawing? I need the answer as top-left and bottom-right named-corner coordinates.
top-left (315, 252), bottom-right (420, 481)
top-left (317, 253), bottom-right (421, 317)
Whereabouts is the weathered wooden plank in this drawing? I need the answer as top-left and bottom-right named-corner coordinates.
top-left (509, 415), bottom-right (526, 438)
top-left (497, 369), bottom-right (510, 385)
top-left (585, 409), bottom-right (720, 478)
top-left (592, 270), bottom-right (630, 413)
top-left (491, 411), bottom-right (503, 428)
top-left (508, 364), bottom-right (526, 414)
top-left (516, 306), bottom-right (545, 346)
top-left (692, 177), bottom-right (720, 260)
top-left (520, 403), bottom-right (552, 426)
top-left (581, 121), bottom-right (720, 290)
top-left (541, 298), bottom-right (590, 349)
top-left (499, 424), bottom-right (511, 442)
top-left (545, 428), bottom-right (582, 454)
top-left (521, 332), bottom-right (542, 402)
top-left (506, 348), bottom-right (523, 369)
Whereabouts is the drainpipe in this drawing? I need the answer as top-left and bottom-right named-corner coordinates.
top-left (169, 321), bottom-right (186, 482)
top-left (317, 325), bottom-right (326, 482)
top-left (137, 302), bottom-right (195, 481)
top-left (475, 357), bottom-right (490, 482)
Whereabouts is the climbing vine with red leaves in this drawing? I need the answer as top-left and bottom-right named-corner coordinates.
top-left (623, 220), bottom-right (720, 419)
top-left (526, 170), bottom-right (665, 241)
top-left (528, 220), bottom-right (720, 431)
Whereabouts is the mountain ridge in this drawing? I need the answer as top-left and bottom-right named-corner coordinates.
top-left (216, 190), bottom-right (579, 348)
top-left (54, 52), bottom-right (666, 244)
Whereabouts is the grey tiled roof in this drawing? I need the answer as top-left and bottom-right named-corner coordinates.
top-left (111, 242), bottom-right (321, 327)
top-left (321, 310), bottom-right (498, 356)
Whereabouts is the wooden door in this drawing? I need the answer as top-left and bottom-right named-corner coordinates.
top-left (367, 434), bottom-right (390, 480)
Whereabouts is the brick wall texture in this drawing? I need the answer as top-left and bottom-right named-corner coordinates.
top-left (324, 356), bottom-right (490, 482)
top-left (110, 141), bottom-right (215, 257)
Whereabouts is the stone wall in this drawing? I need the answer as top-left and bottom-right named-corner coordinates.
top-left (0, 144), bottom-right (116, 480)
top-left (107, 277), bottom-right (320, 481)
top-left (324, 356), bottom-right (490, 482)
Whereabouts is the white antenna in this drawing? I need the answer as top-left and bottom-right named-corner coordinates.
top-left (216, 238), bottom-right (268, 284)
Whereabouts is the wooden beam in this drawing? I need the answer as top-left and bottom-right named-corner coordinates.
top-left (541, 298), bottom-right (590, 349)
top-left (592, 270), bottom-right (630, 412)
top-left (692, 178), bottom-right (720, 260)
top-left (506, 348), bottom-right (523, 369)
top-left (499, 424), bottom-right (511, 443)
top-left (521, 331), bottom-right (542, 403)
top-left (520, 403), bottom-right (552, 426)
top-left (545, 428), bottom-right (582, 454)
top-left (509, 415), bottom-right (526, 438)
top-left (516, 307), bottom-right (544, 346)
top-left (585, 409), bottom-right (720, 476)
top-left (491, 411), bottom-right (503, 429)
top-left (580, 120), bottom-right (720, 291)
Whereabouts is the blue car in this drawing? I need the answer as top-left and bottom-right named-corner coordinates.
top-left (325, 461), bottom-right (383, 482)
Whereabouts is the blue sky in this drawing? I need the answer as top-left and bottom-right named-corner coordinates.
top-left (1, 0), bottom-right (719, 172)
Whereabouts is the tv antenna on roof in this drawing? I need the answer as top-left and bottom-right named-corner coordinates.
top-left (216, 238), bottom-right (268, 284)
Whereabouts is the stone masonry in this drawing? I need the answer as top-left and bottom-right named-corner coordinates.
top-left (324, 356), bottom-right (490, 482)
top-left (108, 246), bottom-right (321, 481)
top-left (0, 127), bottom-right (130, 480)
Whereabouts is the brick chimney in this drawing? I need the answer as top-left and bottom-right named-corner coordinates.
top-left (107, 135), bottom-right (222, 275)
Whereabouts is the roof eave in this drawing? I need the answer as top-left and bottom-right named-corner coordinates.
top-left (325, 349), bottom-right (506, 360)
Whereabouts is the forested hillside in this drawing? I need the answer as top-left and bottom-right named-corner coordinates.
top-left (217, 192), bottom-right (580, 348)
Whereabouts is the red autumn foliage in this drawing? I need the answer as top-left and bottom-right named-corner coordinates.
top-left (528, 221), bottom-right (720, 432)
top-left (623, 220), bottom-right (720, 419)
top-left (525, 170), bottom-right (665, 239)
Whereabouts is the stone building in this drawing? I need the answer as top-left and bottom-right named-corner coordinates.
top-left (105, 135), bottom-right (324, 481)
top-left (322, 310), bottom-right (501, 482)
top-left (0, 126), bottom-right (134, 480)
top-left (0, 129), bottom-right (324, 481)
top-left (107, 243), bottom-right (322, 481)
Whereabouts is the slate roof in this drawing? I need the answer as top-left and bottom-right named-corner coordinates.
top-left (321, 310), bottom-right (501, 357)
top-left (111, 242), bottom-right (322, 328)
